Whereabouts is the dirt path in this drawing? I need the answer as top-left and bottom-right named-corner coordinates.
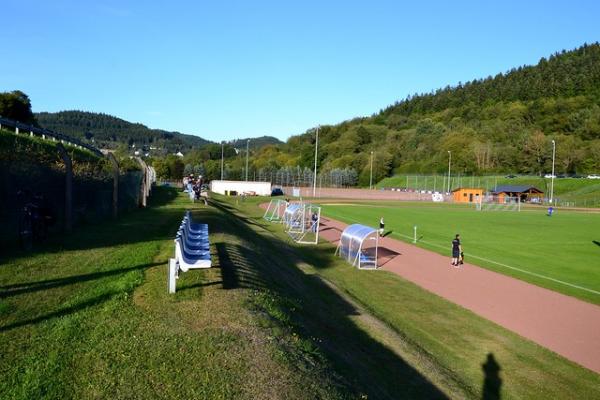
top-left (318, 216), bottom-right (600, 374)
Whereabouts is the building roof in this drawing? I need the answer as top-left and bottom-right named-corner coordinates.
top-left (451, 187), bottom-right (484, 192)
top-left (492, 185), bottom-right (543, 194)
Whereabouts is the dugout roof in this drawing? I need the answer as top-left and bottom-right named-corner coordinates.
top-left (492, 185), bottom-right (543, 194)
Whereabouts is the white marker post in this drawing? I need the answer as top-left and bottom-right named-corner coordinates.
top-left (413, 225), bottom-right (417, 243)
top-left (168, 259), bottom-right (177, 293)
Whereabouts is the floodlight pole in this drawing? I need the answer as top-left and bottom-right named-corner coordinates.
top-left (312, 125), bottom-right (319, 197)
top-left (447, 151), bottom-right (452, 193)
top-left (245, 139), bottom-right (249, 181)
top-left (369, 151), bottom-right (374, 190)
top-left (220, 141), bottom-right (224, 180)
top-left (550, 139), bottom-right (556, 204)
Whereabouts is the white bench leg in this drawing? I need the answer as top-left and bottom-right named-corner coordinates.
top-left (168, 258), bottom-right (178, 294)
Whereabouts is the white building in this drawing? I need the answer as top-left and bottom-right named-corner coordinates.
top-left (210, 180), bottom-right (271, 196)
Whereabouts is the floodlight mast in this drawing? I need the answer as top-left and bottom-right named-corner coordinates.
top-left (369, 151), bottom-right (374, 190)
top-left (245, 139), bottom-right (249, 181)
top-left (550, 139), bottom-right (556, 204)
top-left (313, 125), bottom-right (319, 197)
top-left (447, 151), bottom-right (452, 194)
top-left (220, 141), bottom-right (224, 180)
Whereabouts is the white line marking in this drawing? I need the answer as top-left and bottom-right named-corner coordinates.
top-left (325, 213), bottom-right (600, 296)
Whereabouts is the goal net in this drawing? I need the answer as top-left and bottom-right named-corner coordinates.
top-left (283, 203), bottom-right (321, 244)
top-left (263, 199), bottom-right (288, 222)
top-left (476, 195), bottom-right (521, 212)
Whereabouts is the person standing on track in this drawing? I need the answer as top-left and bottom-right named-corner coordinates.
top-left (451, 234), bottom-right (462, 267)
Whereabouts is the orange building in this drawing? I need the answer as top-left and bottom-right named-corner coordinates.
top-left (452, 188), bottom-right (484, 203)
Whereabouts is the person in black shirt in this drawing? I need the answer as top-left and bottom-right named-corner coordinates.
top-left (451, 234), bottom-right (462, 267)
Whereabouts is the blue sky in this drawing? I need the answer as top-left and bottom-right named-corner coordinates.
top-left (2, 1), bottom-right (599, 142)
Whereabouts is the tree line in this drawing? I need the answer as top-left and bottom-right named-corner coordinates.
top-left (246, 42), bottom-right (600, 182)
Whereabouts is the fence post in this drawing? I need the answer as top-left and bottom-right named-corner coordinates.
top-left (135, 157), bottom-right (148, 207)
top-left (56, 143), bottom-right (73, 233)
top-left (106, 153), bottom-right (119, 219)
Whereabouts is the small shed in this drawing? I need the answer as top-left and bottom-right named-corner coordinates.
top-left (492, 185), bottom-right (544, 203)
top-left (335, 224), bottom-right (379, 269)
top-left (452, 188), bottom-right (484, 203)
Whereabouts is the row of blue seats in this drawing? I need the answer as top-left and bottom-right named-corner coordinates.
top-left (174, 211), bottom-right (212, 272)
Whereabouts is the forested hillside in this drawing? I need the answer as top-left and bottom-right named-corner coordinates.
top-left (35, 110), bottom-right (211, 154)
top-left (250, 43), bottom-right (600, 185)
top-left (230, 136), bottom-right (282, 149)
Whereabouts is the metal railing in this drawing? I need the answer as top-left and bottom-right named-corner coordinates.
top-left (0, 116), bottom-right (103, 156)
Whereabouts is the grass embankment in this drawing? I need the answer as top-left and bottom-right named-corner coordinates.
top-left (0, 127), bottom-right (101, 162)
top-left (376, 175), bottom-right (600, 207)
top-left (0, 188), bottom-right (350, 399)
top-left (2, 189), bottom-right (599, 399)
top-left (234, 195), bottom-right (599, 399)
top-left (321, 202), bottom-right (600, 305)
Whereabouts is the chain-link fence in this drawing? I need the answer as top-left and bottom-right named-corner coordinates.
top-left (0, 159), bottom-right (145, 248)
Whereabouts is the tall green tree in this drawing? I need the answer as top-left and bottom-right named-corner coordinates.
top-left (0, 90), bottom-right (36, 124)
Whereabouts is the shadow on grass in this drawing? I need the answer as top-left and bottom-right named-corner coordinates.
top-left (593, 240), bottom-right (600, 247)
top-left (0, 291), bottom-right (118, 333)
top-left (206, 196), bottom-right (451, 399)
top-left (176, 280), bottom-right (223, 292)
top-left (482, 353), bottom-right (502, 400)
top-left (0, 262), bottom-right (163, 299)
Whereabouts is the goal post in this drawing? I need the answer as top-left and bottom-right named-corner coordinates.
top-left (283, 203), bottom-right (321, 244)
top-left (476, 195), bottom-right (521, 211)
top-left (263, 199), bottom-right (288, 222)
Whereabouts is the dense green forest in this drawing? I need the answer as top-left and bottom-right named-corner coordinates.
top-left (230, 136), bottom-right (282, 149)
top-left (248, 43), bottom-right (600, 185)
top-left (33, 112), bottom-right (282, 156)
top-left (34, 110), bottom-right (211, 154)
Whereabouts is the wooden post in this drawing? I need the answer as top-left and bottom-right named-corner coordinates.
top-left (56, 143), bottom-right (73, 233)
top-left (106, 153), bottom-right (119, 219)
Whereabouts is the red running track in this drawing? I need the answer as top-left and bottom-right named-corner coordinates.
top-left (318, 216), bottom-right (600, 374)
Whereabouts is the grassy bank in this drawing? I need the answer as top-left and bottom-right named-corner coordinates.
top-left (0, 188), bottom-right (350, 399)
top-left (376, 174), bottom-right (600, 207)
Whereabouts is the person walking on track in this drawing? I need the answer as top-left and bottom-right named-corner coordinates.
top-left (451, 234), bottom-right (462, 267)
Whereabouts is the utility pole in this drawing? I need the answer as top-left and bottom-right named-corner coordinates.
top-left (369, 151), bottom-right (374, 190)
top-left (550, 139), bottom-right (556, 204)
top-left (313, 125), bottom-right (319, 197)
top-left (221, 141), bottom-right (224, 180)
top-left (447, 151), bottom-right (452, 193)
top-left (245, 139), bottom-right (249, 181)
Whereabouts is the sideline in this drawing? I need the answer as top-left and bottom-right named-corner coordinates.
top-left (332, 214), bottom-right (600, 297)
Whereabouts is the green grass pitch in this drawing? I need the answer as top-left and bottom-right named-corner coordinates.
top-left (321, 202), bottom-right (600, 304)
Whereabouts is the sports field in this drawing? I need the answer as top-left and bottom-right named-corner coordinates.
top-left (320, 202), bottom-right (600, 304)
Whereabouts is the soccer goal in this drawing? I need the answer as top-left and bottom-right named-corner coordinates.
top-left (283, 203), bottom-right (321, 244)
top-left (476, 195), bottom-right (521, 211)
top-left (263, 199), bottom-right (288, 222)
